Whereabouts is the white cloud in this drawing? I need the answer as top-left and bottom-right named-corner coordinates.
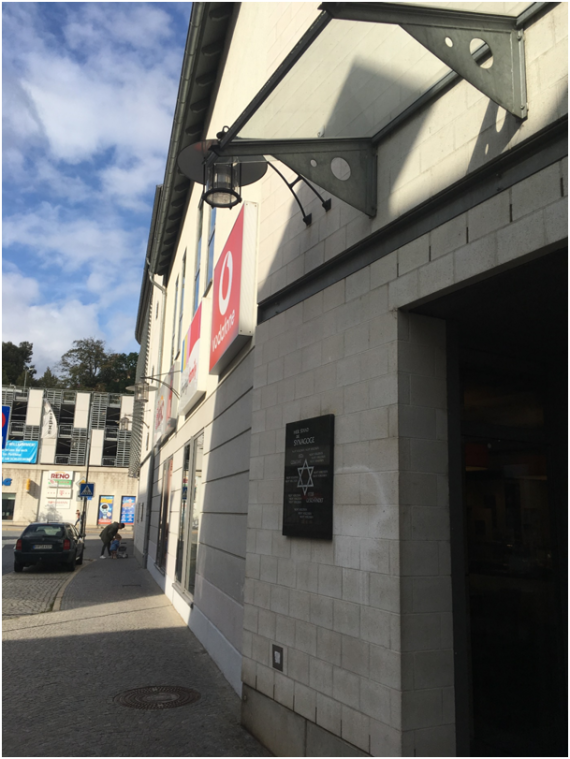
top-left (1, 3), bottom-right (191, 375)
top-left (3, 3), bottom-right (184, 208)
top-left (3, 205), bottom-right (139, 272)
top-left (2, 271), bottom-right (103, 374)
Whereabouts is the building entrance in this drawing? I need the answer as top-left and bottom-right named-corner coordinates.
top-left (413, 249), bottom-right (567, 756)
top-left (461, 361), bottom-right (564, 756)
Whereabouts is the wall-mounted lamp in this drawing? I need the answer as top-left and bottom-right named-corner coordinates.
top-left (179, 137), bottom-right (332, 224)
top-left (125, 382), bottom-right (157, 403)
top-left (126, 372), bottom-right (182, 401)
top-left (178, 139), bottom-right (267, 211)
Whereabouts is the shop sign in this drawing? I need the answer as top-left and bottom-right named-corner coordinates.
top-left (46, 488), bottom-right (72, 500)
top-left (48, 471), bottom-right (73, 488)
top-left (209, 203), bottom-right (257, 375)
top-left (154, 364), bottom-right (179, 446)
top-left (179, 300), bottom-right (211, 417)
top-left (283, 415), bottom-right (335, 540)
top-left (98, 495), bottom-right (114, 525)
top-left (2, 406), bottom-right (10, 449)
top-left (2, 441), bottom-right (39, 464)
top-left (120, 496), bottom-right (135, 525)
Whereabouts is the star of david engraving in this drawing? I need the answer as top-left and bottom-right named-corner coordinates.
top-left (297, 459), bottom-right (314, 496)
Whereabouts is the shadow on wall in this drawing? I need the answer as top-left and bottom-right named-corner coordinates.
top-left (38, 506), bottom-right (64, 522)
top-left (260, 48), bottom-right (566, 292)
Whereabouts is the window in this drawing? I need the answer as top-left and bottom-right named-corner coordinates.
top-left (175, 444), bottom-right (190, 584)
top-left (193, 204), bottom-right (203, 315)
top-left (170, 276), bottom-right (179, 364)
top-left (175, 432), bottom-right (204, 592)
top-left (156, 458), bottom-right (173, 570)
top-left (2, 493), bottom-right (15, 520)
top-left (178, 251), bottom-right (186, 357)
top-left (205, 207), bottom-right (216, 291)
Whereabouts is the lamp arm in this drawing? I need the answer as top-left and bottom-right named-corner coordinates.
top-left (267, 163), bottom-right (331, 226)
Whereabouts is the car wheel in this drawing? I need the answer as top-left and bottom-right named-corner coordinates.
top-left (14, 561), bottom-right (23, 573)
top-left (76, 549), bottom-right (83, 566)
top-left (66, 556), bottom-right (76, 572)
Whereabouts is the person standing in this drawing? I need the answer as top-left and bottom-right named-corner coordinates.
top-left (99, 521), bottom-right (125, 558)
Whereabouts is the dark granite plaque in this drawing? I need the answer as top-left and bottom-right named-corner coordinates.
top-left (283, 414), bottom-right (334, 539)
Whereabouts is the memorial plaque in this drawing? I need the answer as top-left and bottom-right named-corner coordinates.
top-left (283, 414), bottom-right (334, 539)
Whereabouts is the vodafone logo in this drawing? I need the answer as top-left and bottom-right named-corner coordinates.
top-left (219, 250), bottom-right (233, 316)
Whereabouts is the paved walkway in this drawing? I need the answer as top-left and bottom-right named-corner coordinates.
top-left (2, 538), bottom-right (271, 757)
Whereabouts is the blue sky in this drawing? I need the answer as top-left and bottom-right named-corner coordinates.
top-left (2, 2), bottom-right (193, 375)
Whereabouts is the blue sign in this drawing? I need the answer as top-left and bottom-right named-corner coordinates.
top-left (2, 406), bottom-right (10, 449)
top-left (2, 441), bottom-right (38, 464)
top-left (79, 483), bottom-right (95, 498)
top-left (2, 478), bottom-right (13, 486)
top-left (120, 495), bottom-right (136, 525)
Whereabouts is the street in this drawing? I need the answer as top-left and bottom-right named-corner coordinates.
top-left (2, 531), bottom-right (20, 575)
top-left (2, 536), bottom-right (271, 757)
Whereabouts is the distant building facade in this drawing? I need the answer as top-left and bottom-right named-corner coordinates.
top-left (2, 386), bottom-right (137, 527)
top-left (129, 3), bottom-right (567, 757)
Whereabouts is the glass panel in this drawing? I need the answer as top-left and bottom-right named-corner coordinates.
top-left (206, 208), bottom-right (216, 290)
top-left (185, 432), bottom-right (204, 594)
top-left (156, 459), bottom-right (173, 570)
top-left (236, 4), bottom-right (532, 141)
top-left (175, 444), bottom-right (190, 584)
top-left (463, 369), bottom-right (564, 756)
top-left (2, 494), bottom-right (15, 520)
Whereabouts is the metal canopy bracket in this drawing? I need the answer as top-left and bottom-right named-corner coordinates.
top-left (216, 138), bottom-right (378, 217)
top-left (321, 2), bottom-right (527, 119)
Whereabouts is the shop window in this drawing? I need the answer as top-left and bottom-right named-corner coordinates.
top-left (178, 251), bottom-right (186, 358)
top-left (156, 458), bottom-right (173, 571)
top-left (175, 444), bottom-right (190, 584)
top-left (193, 205), bottom-right (203, 315)
top-left (170, 275), bottom-right (179, 364)
top-left (2, 493), bottom-right (15, 520)
top-left (205, 207), bottom-right (216, 292)
top-left (174, 432), bottom-right (203, 593)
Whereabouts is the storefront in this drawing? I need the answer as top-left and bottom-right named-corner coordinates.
top-left (130, 3), bottom-right (567, 755)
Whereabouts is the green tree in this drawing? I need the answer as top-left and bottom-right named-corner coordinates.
top-left (58, 338), bottom-right (107, 390)
top-left (98, 352), bottom-right (139, 393)
top-left (2, 341), bottom-right (36, 386)
top-left (35, 367), bottom-right (61, 389)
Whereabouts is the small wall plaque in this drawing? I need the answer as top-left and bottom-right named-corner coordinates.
top-left (283, 414), bottom-right (334, 540)
top-left (272, 644), bottom-right (284, 672)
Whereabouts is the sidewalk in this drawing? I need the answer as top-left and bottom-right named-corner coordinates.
top-left (2, 538), bottom-right (271, 757)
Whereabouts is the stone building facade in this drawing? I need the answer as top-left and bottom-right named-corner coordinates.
top-left (131, 3), bottom-right (567, 755)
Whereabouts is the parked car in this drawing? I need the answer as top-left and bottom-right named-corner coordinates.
top-left (14, 522), bottom-right (84, 573)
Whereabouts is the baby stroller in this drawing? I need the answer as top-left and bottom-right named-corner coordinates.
top-left (117, 539), bottom-right (128, 559)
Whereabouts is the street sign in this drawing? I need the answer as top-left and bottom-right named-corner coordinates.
top-left (79, 483), bottom-right (95, 498)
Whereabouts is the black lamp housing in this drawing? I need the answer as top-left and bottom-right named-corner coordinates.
top-left (203, 159), bottom-right (242, 209)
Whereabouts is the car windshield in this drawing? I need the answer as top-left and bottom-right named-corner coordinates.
top-left (23, 525), bottom-right (65, 538)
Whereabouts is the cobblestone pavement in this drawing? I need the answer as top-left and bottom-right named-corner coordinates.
top-left (2, 555), bottom-right (80, 616)
top-left (3, 538), bottom-right (271, 757)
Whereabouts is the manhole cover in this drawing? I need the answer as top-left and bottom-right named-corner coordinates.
top-left (114, 685), bottom-right (201, 710)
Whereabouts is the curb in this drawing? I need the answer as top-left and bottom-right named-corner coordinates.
top-left (52, 559), bottom-right (94, 612)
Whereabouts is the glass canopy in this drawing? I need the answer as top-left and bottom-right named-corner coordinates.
top-left (233, 2), bottom-right (534, 142)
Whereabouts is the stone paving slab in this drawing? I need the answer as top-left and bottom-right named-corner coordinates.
top-left (2, 538), bottom-right (271, 757)
top-left (3, 562), bottom-right (79, 617)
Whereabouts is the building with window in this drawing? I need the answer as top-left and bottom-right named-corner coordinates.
top-left (2, 386), bottom-right (137, 527)
top-left (130, 3), bottom-right (567, 756)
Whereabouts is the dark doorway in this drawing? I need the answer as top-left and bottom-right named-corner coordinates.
top-left (413, 249), bottom-right (568, 757)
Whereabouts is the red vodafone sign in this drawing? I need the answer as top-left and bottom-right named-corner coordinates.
top-left (210, 203), bottom-right (257, 374)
